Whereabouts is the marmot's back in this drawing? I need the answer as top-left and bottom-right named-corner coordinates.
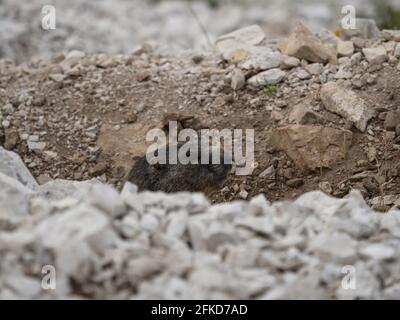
top-left (126, 143), bottom-right (231, 193)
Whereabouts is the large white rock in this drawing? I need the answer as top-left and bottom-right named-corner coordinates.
top-left (215, 25), bottom-right (265, 61)
top-left (359, 243), bottom-right (395, 260)
top-left (238, 47), bottom-right (282, 71)
top-left (0, 172), bottom-right (33, 230)
top-left (2, 274), bottom-right (42, 299)
top-left (320, 82), bottom-right (374, 132)
top-left (0, 146), bottom-right (38, 190)
top-left (34, 203), bottom-right (116, 277)
top-left (38, 178), bottom-right (101, 200)
top-left (362, 46), bottom-right (388, 65)
top-left (85, 183), bottom-right (126, 217)
top-left (0, 161), bottom-right (400, 299)
top-left (380, 211), bottom-right (400, 237)
top-left (309, 232), bottom-right (358, 264)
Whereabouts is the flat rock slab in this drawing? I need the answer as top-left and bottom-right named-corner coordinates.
top-left (270, 125), bottom-right (353, 171)
top-left (97, 122), bottom-right (160, 175)
top-left (38, 179), bottom-right (102, 200)
top-left (320, 82), bottom-right (374, 132)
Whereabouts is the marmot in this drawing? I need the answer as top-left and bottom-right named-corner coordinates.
top-left (126, 142), bottom-right (231, 194)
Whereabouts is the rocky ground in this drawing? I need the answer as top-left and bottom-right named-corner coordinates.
top-left (1, 4), bottom-right (400, 299)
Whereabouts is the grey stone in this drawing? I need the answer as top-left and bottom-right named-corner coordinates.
top-left (279, 22), bottom-right (336, 63)
top-left (215, 25), bottom-right (265, 62)
top-left (337, 41), bottom-right (354, 57)
top-left (359, 243), bottom-right (395, 260)
top-left (247, 68), bottom-right (286, 87)
top-left (280, 56), bottom-right (300, 69)
top-left (27, 141), bottom-right (46, 153)
top-left (305, 63), bottom-right (323, 75)
top-left (0, 172), bottom-right (33, 230)
top-left (295, 68), bottom-right (311, 80)
top-left (383, 283), bottom-right (400, 299)
top-left (309, 232), bottom-right (357, 264)
top-left (0, 147), bottom-right (38, 190)
top-left (320, 82), bottom-right (373, 132)
top-left (34, 203), bottom-right (115, 276)
top-left (85, 183), bottom-right (126, 217)
top-left (362, 46), bottom-right (388, 65)
top-left (238, 47), bottom-right (282, 71)
top-left (39, 179), bottom-right (101, 200)
top-left (351, 52), bottom-right (363, 63)
top-left (3, 274), bottom-right (42, 298)
top-left (259, 165), bottom-right (275, 179)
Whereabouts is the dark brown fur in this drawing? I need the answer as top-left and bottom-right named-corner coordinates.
top-left (126, 143), bottom-right (231, 193)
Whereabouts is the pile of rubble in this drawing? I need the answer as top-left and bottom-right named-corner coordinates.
top-left (1, 146), bottom-right (400, 299)
top-left (218, 20), bottom-right (399, 105)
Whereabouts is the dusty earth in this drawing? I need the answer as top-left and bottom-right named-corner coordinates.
top-left (1, 38), bottom-right (400, 209)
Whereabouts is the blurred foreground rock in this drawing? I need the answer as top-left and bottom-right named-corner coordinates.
top-left (0, 148), bottom-right (400, 299)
